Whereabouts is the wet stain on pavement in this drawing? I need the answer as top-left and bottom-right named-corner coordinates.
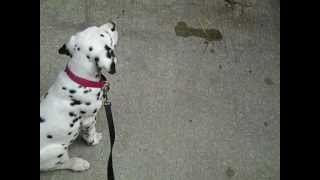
top-left (226, 167), bottom-right (236, 178)
top-left (264, 77), bottom-right (274, 85)
top-left (174, 21), bottom-right (223, 42)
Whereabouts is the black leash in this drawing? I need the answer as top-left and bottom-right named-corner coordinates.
top-left (103, 82), bottom-right (116, 180)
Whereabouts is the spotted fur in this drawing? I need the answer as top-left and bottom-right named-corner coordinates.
top-left (40, 22), bottom-right (118, 172)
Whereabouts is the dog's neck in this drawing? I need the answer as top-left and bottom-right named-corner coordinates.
top-left (67, 57), bottom-right (101, 82)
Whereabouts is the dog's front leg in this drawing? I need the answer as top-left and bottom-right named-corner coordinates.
top-left (80, 117), bottom-right (102, 145)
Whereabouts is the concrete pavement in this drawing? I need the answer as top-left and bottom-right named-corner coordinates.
top-left (40, 0), bottom-right (280, 179)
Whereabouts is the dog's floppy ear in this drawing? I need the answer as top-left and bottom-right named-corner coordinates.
top-left (58, 35), bottom-right (76, 57)
top-left (100, 22), bottom-right (118, 47)
top-left (58, 44), bottom-right (72, 57)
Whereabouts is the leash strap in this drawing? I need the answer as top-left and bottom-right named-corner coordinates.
top-left (103, 85), bottom-right (115, 180)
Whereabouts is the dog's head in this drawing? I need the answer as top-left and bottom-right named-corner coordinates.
top-left (59, 22), bottom-right (118, 74)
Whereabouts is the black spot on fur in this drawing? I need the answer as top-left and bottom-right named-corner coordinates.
top-left (96, 92), bottom-right (101, 100)
top-left (68, 132), bottom-right (72, 135)
top-left (40, 117), bottom-right (45, 123)
top-left (69, 89), bottom-right (76, 94)
top-left (100, 34), bottom-right (104, 37)
top-left (70, 99), bottom-right (82, 106)
top-left (77, 47), bottom-right (80, 51)
top-left (47, 135), bottom-right (53, 139)
top-left (70, 123), bottom-right (74, 127)
top-left (89, 47), bottom-right (93, 51)
top-left (106, 50), bottom-right (115, 58)
top-left (105, 45), bottom-right (111, 51)
top-left (107, 51), bottom-right (112, 58)
top-left (85, 102), bottom-right (91, 106)
top-left (57, 154), bottom-right (63, 158)
top-left (110, 50), bottom-right (115, 57)
top-left (87, 55), bottom-right (90, 59)
top-left (69, 112), bottom-right (76, 117)
top-left (73, 117), bottom-right (80, 123)
top-left (84, 89), bottom-right (92, 93)
top-left (111, 21), bottom-right (116, 31)
top-left (80, 111), bottom-right (86, 114)
top-left (93, 109), bottom-right (97, 114)
top-left (94, 57), bottom-right (99, 62)
top-left (62, 87), bottom-right (67, 90)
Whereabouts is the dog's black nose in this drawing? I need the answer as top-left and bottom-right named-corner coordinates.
top-left (109, 62), bottom-right (116, 74)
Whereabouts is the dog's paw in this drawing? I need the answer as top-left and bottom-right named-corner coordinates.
top-left (83, 132), bottom-right (102, 146)
top-left (94, 132), bottom-right (103, 145)
top-left (70, 157), bottom-right (90, 171)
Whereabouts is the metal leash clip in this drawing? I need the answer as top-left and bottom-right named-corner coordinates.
top-left (102, 82), bottom-right (111, 106)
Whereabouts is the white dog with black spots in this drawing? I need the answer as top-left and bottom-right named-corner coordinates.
top-left (40, 22), bottom-right (118, 172)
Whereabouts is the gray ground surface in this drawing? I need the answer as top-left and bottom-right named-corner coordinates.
top-left (40, 0), bottom-right (280, 179)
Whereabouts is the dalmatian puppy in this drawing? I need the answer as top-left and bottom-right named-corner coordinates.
top-left (40, 22), bottom-right (118, 172)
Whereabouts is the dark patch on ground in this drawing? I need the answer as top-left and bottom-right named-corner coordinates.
top-left (116, 9), bottom-right (125, 19)
top-left (174, 21), bottom-right (223, 42)
top-left (225, 0), bottom-right (254, 8)
top-left (226, 167), bottom-right (236, 178)
top-left (264, 77), bottom-right (274, 85)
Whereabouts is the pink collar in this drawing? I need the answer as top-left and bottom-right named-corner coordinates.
top-left (64, 66), bottom-right (107, 88)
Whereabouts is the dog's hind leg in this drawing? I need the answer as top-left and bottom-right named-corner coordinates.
top-left (40, 144), bottom-right (90, 171)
